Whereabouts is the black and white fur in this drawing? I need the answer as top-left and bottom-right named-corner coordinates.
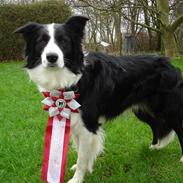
top-left (15, 16), bottom-right (183, 183)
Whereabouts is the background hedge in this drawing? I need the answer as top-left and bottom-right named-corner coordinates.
top-left (0, 0), bottom-right (71, 61)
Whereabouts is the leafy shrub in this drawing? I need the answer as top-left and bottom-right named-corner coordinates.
top-left (0, 0), bottom-right (71, 61)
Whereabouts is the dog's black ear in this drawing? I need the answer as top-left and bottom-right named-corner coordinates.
top-left (14, 22), bottom-right (41, 35)
top-left (65, 16), bottom-right (89, 36)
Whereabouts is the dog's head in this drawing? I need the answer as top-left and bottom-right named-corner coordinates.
top-left (15, 16), bottom-right (89, 74)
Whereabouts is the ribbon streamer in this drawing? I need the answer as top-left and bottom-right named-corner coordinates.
top-left (41, 89), bottom-right (80, 183)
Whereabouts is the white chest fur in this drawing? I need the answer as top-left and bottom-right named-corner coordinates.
top-left (26, 65), bottom-right (82, 91)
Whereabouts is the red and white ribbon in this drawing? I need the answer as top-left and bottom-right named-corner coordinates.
top-left (41, 89), bottom-right (80, 183)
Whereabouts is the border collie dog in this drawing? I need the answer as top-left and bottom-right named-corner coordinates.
top-left (15, 16), bottom-right (183, 183)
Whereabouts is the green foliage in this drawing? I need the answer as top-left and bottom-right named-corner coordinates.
top-left (0, 0), bottom-right (71, 61)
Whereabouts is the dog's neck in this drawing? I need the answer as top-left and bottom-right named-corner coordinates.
top-left (26, 65), bottom-right (82, 92)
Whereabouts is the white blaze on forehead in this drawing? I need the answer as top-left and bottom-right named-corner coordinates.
top-left (41, 23), bottom-right (64, 68)
top-left (48, 23), bottom-right (54, 38)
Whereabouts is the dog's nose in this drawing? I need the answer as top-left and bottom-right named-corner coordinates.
top-left (46, 53), bottom-right (58, 63)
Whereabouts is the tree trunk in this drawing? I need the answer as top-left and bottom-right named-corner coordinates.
top-left (114, 12), bottom-right (123, 55)
top-left (162, 29), bottom-right (179, 57)
top-left (157, 0), bottom-right (180, 57)
top-left (143, 0), bottom-right (153, 50)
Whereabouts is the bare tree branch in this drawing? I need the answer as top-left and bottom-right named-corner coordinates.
top-left (79, 0), bottom-right (143, 12)
top-left (121, 12), bottom-right (161, 33)
top-left (170, 13), bottom-right (183, 32)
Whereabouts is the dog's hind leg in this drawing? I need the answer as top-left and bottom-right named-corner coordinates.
top-left (154, 130), bottom-right (175, 150)
top-left (134, 110), bottom-right (158, 147)
top-left (69, 113), bottom-right (104, 183)
top-left (169, 120), bottom-right (183, 163)
top-left (134, 110), bottom-right (175, 150)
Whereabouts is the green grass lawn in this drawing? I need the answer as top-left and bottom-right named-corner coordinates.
top-left (1, 58), bottom-right (183, 183)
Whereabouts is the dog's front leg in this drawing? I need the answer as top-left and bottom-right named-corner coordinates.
top-left (68, 115), bottom-right (104, 183)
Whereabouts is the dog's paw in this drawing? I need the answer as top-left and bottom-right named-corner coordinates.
top-left (70, 164), bottom-right (77, 171)
top-left (180, 156), bottom-right (183, 163)
top-left (67, 177), bottom-right (82, 183)
top-left (149, 143), bottom-right (166, 151)
top-left (67, 179), bottom-right (75, 183)
top-left (149, 144), bottom-right (159, 150)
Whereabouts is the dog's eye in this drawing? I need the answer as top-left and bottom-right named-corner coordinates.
top-left (61, 39), bottom-right (65, 44)
top-left (38, 35), bottom-right (49, 43)
top-left (40, 38), bottom-right (48, 43)
top-left (58, 36), bottom-right (67, 44)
